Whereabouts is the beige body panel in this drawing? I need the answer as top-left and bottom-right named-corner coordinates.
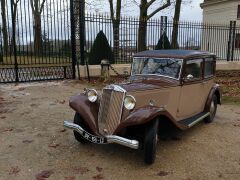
top-left (129, 86), bottom-right (181, 121)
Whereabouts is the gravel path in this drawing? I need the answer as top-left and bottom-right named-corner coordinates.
top-left (0, 81), bottom-right (240, 180)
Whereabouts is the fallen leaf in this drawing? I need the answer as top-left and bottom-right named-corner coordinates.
top-left (60, 129), bottom-right (66, 132)
top-left (48, 143), bottom-right (60, 148)
top-left (64, 177), bottom-right (75, 180)
top-left (93, 174), bottom-right (104, 180)
top-left (36, 170), bottom-right (53, 180)
top-left (157, 171), bottom-right (169, 176)
top-left (96, 166), bottom-right (103, 172)
top-left (17, 87), bottom-right (25, 91)
top-left (72, 166), bottom-right (89, 175)
top-left (22, 140), bottom-right (34, 144)
top-left (2, 128), bottom-right (13, 132)
top-left (9, 166), bottom-right (20, 175)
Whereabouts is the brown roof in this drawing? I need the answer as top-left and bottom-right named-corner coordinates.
top-left (133, 50), bottom-right (215, 59)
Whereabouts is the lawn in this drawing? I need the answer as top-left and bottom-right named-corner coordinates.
top-left (216, 76), bottom-right (240, 105)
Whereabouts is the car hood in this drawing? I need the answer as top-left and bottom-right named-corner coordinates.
top-left (119, 77), bottom-right (180, 92)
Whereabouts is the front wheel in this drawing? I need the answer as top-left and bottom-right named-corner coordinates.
top-left (143, 119), bottom-right (159, 165)
top-left (73, 113), bottom-right (90, 144)
top-left (205, 95), bottom-right (218, 123)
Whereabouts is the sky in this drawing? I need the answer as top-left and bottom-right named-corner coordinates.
top-left (87, 0), bottom-right (205, 22)
top-left (180, 0), bottom-right (204, 21)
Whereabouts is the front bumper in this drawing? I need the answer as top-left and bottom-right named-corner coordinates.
top-left (63, 120), bottom-right (139, 149)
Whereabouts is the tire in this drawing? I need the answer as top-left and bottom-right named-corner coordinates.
top-left (73, 113), bottom-right (90, 144)
top-left (143, 119), bottom-right (159, 165)
top-left (205, 94), bottom-right (218, 123)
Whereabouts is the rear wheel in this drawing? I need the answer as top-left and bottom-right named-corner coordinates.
top-left (143, 119), bottom-right (159, 165)
top-left (73, 113), bottom-right (90, 144)
top-left (205, 95), bottom-right (218, 123)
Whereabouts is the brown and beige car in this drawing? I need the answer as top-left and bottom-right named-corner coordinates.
top-left (64, 50), bottom-right (221, 164)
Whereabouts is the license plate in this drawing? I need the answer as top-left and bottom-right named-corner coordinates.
top-left (82, 131), bottom-right (107, 144)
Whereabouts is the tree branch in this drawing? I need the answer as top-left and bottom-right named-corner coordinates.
top-left (30, 0), bottom-right (35, 12)
top-left (40, 0), bottom-right (47, 13)
top-left (116, 0), bottom-right (121, 20)
top-left (147, 0), bottom-right (171, 20)
top-left (108, 0), bottom-right (115, 21)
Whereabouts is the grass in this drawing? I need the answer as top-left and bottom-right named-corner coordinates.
top-left (216, 76), bottom-right (240, 106)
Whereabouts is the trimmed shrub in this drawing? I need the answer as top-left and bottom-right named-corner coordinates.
top-left (155, 32), bottom-right (171, 50)
top-left (88, 31), bottom-right (114, 65)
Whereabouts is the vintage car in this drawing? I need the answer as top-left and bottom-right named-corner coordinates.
top-left (64, 50), bottom-right (221, 164)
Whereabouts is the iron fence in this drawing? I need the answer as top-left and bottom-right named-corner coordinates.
top-left (1, 0), bottom-right (240, 83)
top-left (0, 0), bottom-right (73, 83)
top-left (82, 13), bottom-right (240, 64)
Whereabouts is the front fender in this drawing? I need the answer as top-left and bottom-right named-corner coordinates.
top-left (69, 94), bottom-right (98, 133)
top-left (114, 106), bottom-right (185, 134)
top-left (204, 84), bottom-right (222, 112)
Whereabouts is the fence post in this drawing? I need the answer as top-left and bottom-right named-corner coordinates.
top-left (10, 0), bottom-right (18, 82)
top-left (231, 21), bottom-right (236, 61)
top-left (70, 0), bottom-right (76, 79)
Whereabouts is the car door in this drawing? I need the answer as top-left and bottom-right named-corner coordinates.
top-left (202, 57), bottom-right (216, 102)
top-left (177, 59), bottom-right (205, 120)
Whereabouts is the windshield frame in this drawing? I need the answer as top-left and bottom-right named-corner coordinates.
top-left (131, 57), bottom-right (184, 80)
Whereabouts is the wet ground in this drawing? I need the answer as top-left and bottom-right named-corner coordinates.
top-left (0, 80), bottom-right (240, 180)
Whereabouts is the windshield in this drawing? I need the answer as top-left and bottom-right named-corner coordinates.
top-left (131, 58), bottom-right (183, 79)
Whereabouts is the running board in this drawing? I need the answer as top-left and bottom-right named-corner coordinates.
top-left (178, 112), bottom-right (210, 128)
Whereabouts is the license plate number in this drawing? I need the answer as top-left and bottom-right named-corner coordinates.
top-left (82, 131), bottom-right (107, 144)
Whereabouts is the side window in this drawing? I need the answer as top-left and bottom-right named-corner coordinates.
top-left (184, 59), bottom-right (203, 81)
top-left (204, 57), bottom-right (215, 78)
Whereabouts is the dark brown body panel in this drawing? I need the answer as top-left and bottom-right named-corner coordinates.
top-left (69, 94), bottom-right (99, 134)
top-left (204, 84), bottom-right (222, 112)
top-left (114, 106), bottom-right (186, 134)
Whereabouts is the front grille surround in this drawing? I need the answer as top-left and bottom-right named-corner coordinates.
top-left (98, 85), bottom-right (126, 135)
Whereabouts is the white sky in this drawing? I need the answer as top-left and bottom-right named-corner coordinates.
top-left (87, 0), bottom-right (204, 22)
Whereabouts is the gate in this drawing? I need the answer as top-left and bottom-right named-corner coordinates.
top-left (0, 0), bottom-right (75, 83)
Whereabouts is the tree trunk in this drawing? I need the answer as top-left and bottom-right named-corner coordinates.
top-left (137, 0), bottom-right (148, 52)
top-left (171, 0), bottom-right (182, 49)
top-left (33, 12), bottom-right (42, 55)
top-left (1, 0), bottom-right (9, 54)
top-left (113, 20), bottom-right (120, 60)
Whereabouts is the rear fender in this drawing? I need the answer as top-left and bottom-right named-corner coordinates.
top-left (204, 84), bottom-right (222, 112)
top-left (69, 94), bottom-right (98, 133)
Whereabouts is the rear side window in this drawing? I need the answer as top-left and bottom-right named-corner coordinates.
top-left (184, 59), bottom-right (203, 81)
top-left (204, 58), bottom-right (215, 78)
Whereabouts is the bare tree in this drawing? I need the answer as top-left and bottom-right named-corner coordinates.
top-left (1, 0), bottom-right (8, 54)
top-left (137, 0), bottom-right (171, 52)
top-left (171, 0), bottom-right (181, 48)
top-left (108, 0), bottom-right (122, 60)
top-left (30, 0), bottom-right (46, 54)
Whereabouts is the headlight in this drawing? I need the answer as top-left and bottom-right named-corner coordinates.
top-left (124, 95), bottom-right (136, 110)
top-left (87, 89), bottom-right (98, 102)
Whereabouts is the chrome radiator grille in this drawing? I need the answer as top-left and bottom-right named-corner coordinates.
top-left (98, 85), bottom-right (125, 135)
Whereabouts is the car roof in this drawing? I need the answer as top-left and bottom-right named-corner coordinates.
top-left (133, 50), bottom-right (215, 59)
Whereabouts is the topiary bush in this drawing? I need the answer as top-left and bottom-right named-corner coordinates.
top-left (88, 31), bottom-right (114, 65)
top-left (155, 32), bottom-right (171, 50)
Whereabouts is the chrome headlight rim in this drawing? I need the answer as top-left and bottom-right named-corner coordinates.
top-left (87, 89), bottom-right (98, 102)
top-left (124, 95), bottom-right (136, 110)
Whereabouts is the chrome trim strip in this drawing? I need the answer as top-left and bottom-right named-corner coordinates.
top-left (188, 112), bottom-right (210, 127)
top-left (63, 121), bottom-right (139, 149)
top-left (131, 57), bottom-right (183, 80)
top-left (104, 84), bottom-right (126, 93)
